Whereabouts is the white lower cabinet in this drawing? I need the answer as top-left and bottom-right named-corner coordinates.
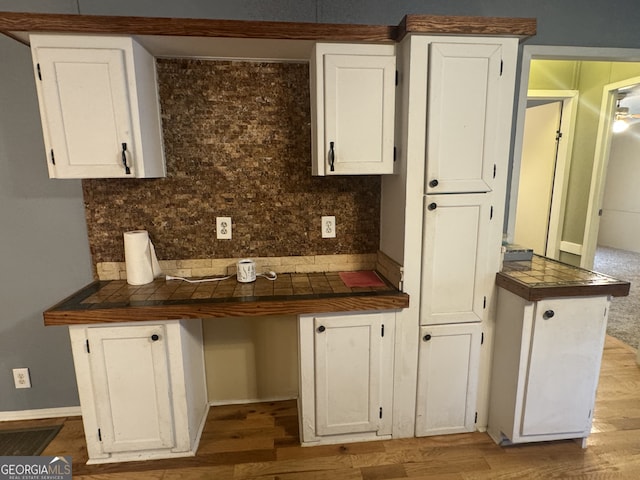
top-left (298, 311), bottom-right (395, 445)
top-left (488, 289), bottom-right (609, 446)
top-left (415, 323), bottom-right (482, 436)
top-left (69, 320), bottom-right (208, 464)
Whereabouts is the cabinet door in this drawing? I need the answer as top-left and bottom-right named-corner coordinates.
top-left (420, 194), bottom-right (491, 325)
top-left (425, 42), bottom-right (502, 193)
top-left (87, 325), bottom-right (175, 453)
top-left (416, 323), bottom-right (482, 436)
top-left (319, 51), bottom-right (396, 175)
top-left (34, 45), bottom-right (135, 178)
top-left (521, 297), bottom-right (608, 436)
top-left (313, 313), bottom-right (387, 436)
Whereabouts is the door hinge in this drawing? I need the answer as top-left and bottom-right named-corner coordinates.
top-left (475, 412), bottom-right (478, 423)
top-left (500, 60), bottom-right (504, 76)
top-left (393, 146), bottom-right (397, 162)
top-left (379, 407), bottom-right (383, 419)
top-left (50, 149), bottom-right (55, 165)
top-left (481, 332), bottom-right (484, 345)
top-left (381, 324), bottom-right (385, 337)
top-left (490, 206), bottom-right (494, 220)
top-left (604, 307), bottom-right (607, 317)
top-left (493, 164), bottom-right (497, 179)
top-left (85, 339), bottom-right (90, 353)
top-left (395, 70), bottom-right (399, 86)
top-left (598, 209), bottom-right (603, 216)
top-left (556, 130), bottom-right (563, 141)
top-left (483, 296), bottom-right (487, 309)
top-left (37, 63), bottom-right (42, 81)
top-left (98, 428), bottom-right (102, 441)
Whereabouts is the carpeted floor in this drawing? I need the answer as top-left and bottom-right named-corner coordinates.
top-left (594, 246), bottom-right (640, 349)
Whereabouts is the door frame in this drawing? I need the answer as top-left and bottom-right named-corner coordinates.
top-left (508, 45), bottom-right (640, 267)
top-left (522, 90), bottom-right (578, 259)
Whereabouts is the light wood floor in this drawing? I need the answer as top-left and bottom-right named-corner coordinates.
top-left (3, 335), bottom-right (639, 479)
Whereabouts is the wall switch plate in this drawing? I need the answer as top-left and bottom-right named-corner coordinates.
top-left (13, 368), bottom-right (31, 389)
top-left (216, 217), bottom-right (232, 240)
top-left (322, 216), bottom-right (336, 238)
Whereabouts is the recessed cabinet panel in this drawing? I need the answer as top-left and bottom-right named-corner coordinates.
top-left (87, 325), bottom-right (175, 453)
top-left (314, 314), bottom-right (382, 436)
top-left (36, 47), bottom-right (134, 178)
top-left (420, 194), bottom-right (491, 325)
top-left (521, 297), bottom-right (608, 436)
top-left (426, 42), bottom-right (502, 193)
top-left (416, 323), bottom-right (481, 436)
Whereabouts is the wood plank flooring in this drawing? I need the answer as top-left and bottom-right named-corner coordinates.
top-left (2, 335), bottom-right (638, 479)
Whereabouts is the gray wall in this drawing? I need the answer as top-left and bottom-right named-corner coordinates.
top-left (2, 0), bottom-right (640, 412)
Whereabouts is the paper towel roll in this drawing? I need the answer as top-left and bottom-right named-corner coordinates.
top-left (124, 230), bottom-right (162, 285)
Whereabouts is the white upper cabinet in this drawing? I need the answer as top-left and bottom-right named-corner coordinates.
top-left (425, 42), bottom-right (503, 194)
top-left (311, 43), bottom-right (396, 175)
top-left (30, 34), bottom-right (165, 179)
top-left (420, 194), bottom-right (492, 325)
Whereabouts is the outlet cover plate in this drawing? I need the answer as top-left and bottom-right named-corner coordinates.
top-left (13, 368), bottom-right (31, 389)
top-left (322, 216), bottom-right (336, 238)
top-left (216, 217), bottom-right (232, 240)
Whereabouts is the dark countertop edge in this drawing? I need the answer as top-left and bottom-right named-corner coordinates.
top-left (44, 280), bottom-right (410, 326)
top-left (496, 271), bottom-right (631, 302)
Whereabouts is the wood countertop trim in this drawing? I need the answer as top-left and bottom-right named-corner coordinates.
top-left (0, 12), bottom-right (535, 44)
top-left (43, 274), bottom-right (410, 326)
top-left (397, 14), bottom-right (536, 40)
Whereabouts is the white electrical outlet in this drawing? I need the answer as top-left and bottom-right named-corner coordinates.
top-left (216, 217), bottom-right (232, 240)
top-left (13, 368), bottom-right (31, 389)
top-left (322, 216), bottom-right (336, 238)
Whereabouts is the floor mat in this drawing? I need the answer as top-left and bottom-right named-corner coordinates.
top-left (0, 425), bottom-right (62, 456)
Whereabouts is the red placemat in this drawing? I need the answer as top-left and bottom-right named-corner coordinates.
top-left (339, 271), bottom-right (386, 288)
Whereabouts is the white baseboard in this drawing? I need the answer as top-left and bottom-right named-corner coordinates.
top-left (0, 406), bottom-right (81, 422)
top-left (208, 395), bottom-right (297, 407)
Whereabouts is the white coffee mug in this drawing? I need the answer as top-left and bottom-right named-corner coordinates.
top-left (237, 259), bottom-right (256, 283)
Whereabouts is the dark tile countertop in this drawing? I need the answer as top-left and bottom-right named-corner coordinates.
top-left (44, 272), bottom-right (410, 326)
top-left (496, 255), bottom-right (630, 301)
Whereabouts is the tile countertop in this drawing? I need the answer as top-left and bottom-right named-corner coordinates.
top-left (496, 255), bottom-right (630, 301)
top-left (43, 272), bottom-right (410, 326)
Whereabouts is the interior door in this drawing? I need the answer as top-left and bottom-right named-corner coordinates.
top-left (88, 324), bottom-right (175, 453)
top-left (514, 101), bottom-right (562, 255)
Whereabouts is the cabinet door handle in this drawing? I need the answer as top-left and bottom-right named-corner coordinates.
top-left (429, 179), bottom-right (439, 188)
top-left (317, 325), bottom-right (326, 333)
top-left (121, 142), bottom-right (131, 175)
top-left (328, 141), bottom-right (335, 172)
top-left (542, 310), bottom-right (555, 320)
top-left (151, 334), bottom-right (160, 341)
top-left (427, 202), bottom-right (437, 211)
top-left (423, 334), bottom-right (432, 341)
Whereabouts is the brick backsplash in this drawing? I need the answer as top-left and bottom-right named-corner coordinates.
top-left (82, 58), bottom-right (381, 267)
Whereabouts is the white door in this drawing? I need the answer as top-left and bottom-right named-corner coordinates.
top-left (34, 46), bottom-right (135, 178)
top-left (323, 53), bottom-right (396, 174)
top-left (514, 101), bottom-right (562, 255)
top-left (421, 194), bottom-right (491, 325)
top-left (313, 313), bottom-right (385, 436)
top-left (416, 323), bottom-right (482, 436)
top-left (426, 42), bottom-right (502, 194)
top-left (521, 296), bottom-right (608, 436)
top-left (87, 325), bottom-right (175, 453)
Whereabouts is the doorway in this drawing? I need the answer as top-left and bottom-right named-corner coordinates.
top-left (508, 46), bottom-right (640, 269)
top-left (513, 90), bottom-right (577, 259)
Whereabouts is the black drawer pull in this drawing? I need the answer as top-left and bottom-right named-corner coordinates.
top-left (429, 179), bottom-right (439, 188)
top-left (542, 310), bottom-right (555, 320)
top-left (423, 334), bottom-right (432, 341)
top-left (428, 203), bottom-right (437, 211)
top-left (317, 325), bottom-right (326, 333)
top-left (151, 334), bottom-right (160, 341)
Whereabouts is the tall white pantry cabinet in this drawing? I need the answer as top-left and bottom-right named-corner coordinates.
top-left (381, 35), bottom-right (519, 438)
